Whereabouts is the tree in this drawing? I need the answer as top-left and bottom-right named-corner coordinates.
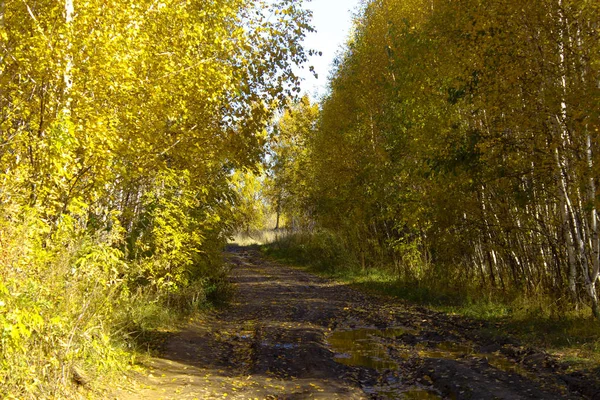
top-left (0, 0), bottom-right (314, 394)
top-left (268, 95), bottom-right (319, 230)
top-left (271, 0), bottom-right (600, 317)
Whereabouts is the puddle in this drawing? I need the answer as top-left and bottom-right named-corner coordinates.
top-left (480, 352), bottom-right (539, 381)
top-left (327, 327), bottom-right (444, 399)
top-left (261, 341), bottom-right (297, 350)
top-left (328, 327), bottom-right (539, 398)
top-left (414, 341), bottom-right (538, 380)
top-left (402, 389), bottom-right (443, 399)
top-left (363, 386), bottom-right (441, 400)
top-left (415, 341), bottom-right (473, 359)
top-left (272, 343), bottom-right (297, 350)
top-left (328, 327), bottom-right (411, 371)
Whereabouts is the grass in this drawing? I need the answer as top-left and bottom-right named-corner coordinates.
top-left (229, 229), bottom-right (287, 246)
top-left (260, 237), bottom-right (600, 371)
top-left (489, 312), bottom-right (600, 369)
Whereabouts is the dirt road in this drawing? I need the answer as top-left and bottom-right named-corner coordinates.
top-left (116, 247), bottom-right (598, 399)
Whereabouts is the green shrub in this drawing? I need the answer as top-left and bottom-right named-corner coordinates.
top-left (0, 199), bottom-right (231, 398)
top-left (266, 230), bottom-right (357, 273)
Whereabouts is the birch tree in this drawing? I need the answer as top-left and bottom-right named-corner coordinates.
top-left (272, 0), bottom-right (600, 317)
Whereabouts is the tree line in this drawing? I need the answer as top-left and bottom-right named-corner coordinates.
top-left (0, 0), bottom-right (311, 396)
top-left (270, 0), bottom-right (600, 318)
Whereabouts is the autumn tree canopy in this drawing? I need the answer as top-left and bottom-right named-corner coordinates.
top-left (271, 0), bottom-right (600, 318)
top-left (0, 0), bottom-right (312, 395)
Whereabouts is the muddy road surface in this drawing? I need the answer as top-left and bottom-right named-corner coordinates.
top-left (116, 247), bottom-right (599, 399)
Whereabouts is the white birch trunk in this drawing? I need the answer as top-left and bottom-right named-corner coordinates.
top-left (0, 1), bottom-right (5, 67)
top-left (63, 0), bottom-right (74, 115)
top-left (557, 0), bottom-right (600, 317)
top-left (587, 133), bottom-right (600, 283)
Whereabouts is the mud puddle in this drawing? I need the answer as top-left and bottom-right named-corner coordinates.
top-left (413, 342), bottom-right (539, 382)
top-left (365, 386), bottom-right (441, 400)
top-left (328, 327), bottom-right (442, 399)
top-left (328, 327), bottom-right (412, 370)
top-left (328, 326), bottom-right (546, 399)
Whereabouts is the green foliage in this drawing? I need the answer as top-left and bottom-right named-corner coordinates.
top-left (133, 170), bottom-right (216, 293)
top-left (0, 0), bottom-right (312, 396)
top-left (0, 207), bottom-right (129, 397)
top-left (268, 0), bottom-right (600, 319)
top-left (265, 231), bottom-right (357, 273)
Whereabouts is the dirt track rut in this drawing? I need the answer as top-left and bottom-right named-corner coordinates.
top-left (115, 247), bottom-right (598, 399)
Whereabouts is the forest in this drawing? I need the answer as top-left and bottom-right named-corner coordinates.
top-left (1, 0), bottom-right (599, 397)
top-left (0, 0), bottom-right (311, 396)
top-left (269, 0), bottom-right (600, 318)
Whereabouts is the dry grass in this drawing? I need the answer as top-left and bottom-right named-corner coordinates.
top-left (229, 229), bottom-right (290, 246)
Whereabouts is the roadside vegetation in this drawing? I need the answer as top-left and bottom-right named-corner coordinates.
top-left (0, 0), bottom-right (312, 397)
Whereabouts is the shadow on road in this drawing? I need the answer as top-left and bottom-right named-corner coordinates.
top-left (115, 246), bottom-right (595, 400)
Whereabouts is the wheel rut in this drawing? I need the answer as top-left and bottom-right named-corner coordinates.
top-left (115, 247), bottom-right (595, 399)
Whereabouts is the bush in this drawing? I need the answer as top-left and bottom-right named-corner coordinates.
top-left (0, 209), bottom-right (130, 397)
top-left (266, 230), bottom-right (357, 273)
top-left (0, 201), bottom-right (231, 398)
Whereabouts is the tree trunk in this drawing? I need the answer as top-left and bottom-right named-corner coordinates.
top-left (275, 193), bottom-right (281, 230)
top-left (63, 0), bottom-right (74, 115)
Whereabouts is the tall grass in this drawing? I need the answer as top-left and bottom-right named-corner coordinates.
top-left (230, 228), bottom-right (290, 246)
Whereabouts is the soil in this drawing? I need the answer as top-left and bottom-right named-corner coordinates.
top-left (114, 246), bottom-right (600, 399)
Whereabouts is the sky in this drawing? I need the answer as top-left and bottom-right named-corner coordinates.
top-left (296, 0), bottom-right (364, 100)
